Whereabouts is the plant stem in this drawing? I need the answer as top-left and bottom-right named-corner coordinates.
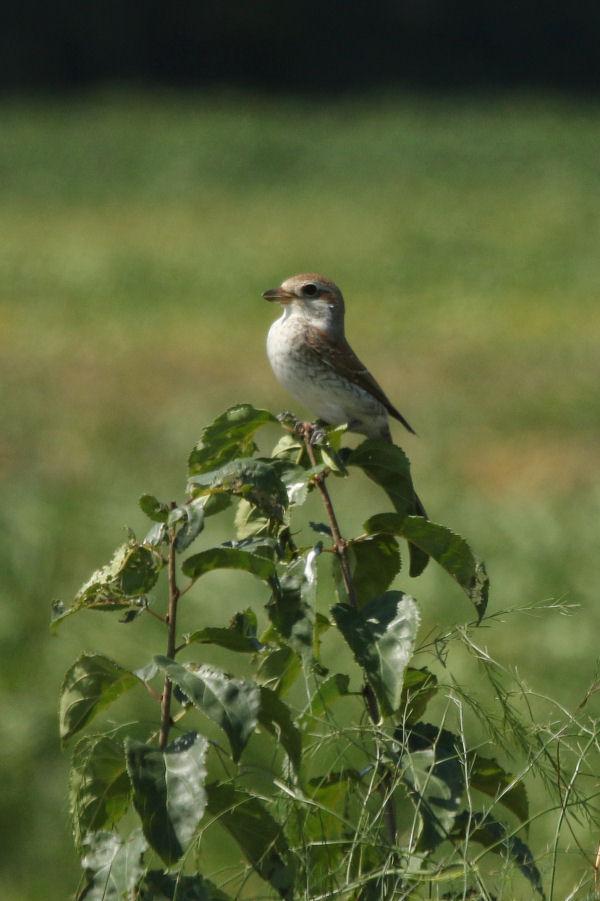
top-left (301, 427), bottom-right (358, 610)
top-left (301, 425), bottom-right (398, 845)
top-left (158, 513), bottom-right (180, 750)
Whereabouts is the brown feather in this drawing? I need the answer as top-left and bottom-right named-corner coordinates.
top-left (304, 325), bottom-right (416, 435)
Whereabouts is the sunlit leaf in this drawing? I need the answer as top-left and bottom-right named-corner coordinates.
top-left (139, 494), bottom-right (169, 522)
top-left (79, 828), bottom-right (147, 901)
top-left (255, 645), bottom-right (302, 697)
top-left (60, 653), bottom-right (140, 742)
top-left (125, 731), bottom-right (208, 865)
top-left (52, 541), bottom-right (163, 629)
top-left (267, 547), bottom-right (320, 666)
top-left (188, 404), bottom-right (277, 475)
top-left (364, 513), bottom-right (489, 619)
top-left (70, 735), bottom-right (130, 847)
top-left (154, 657), bottom-right (261, 761)
top-left (182, 545), bottom-right (277, 584)
top-left (332, 592), bottom-right (420, 717)
top-left (186, 609), bottom-right (262, 653)
top-left (172, 498), bottom-right (205, 551)
top-left (188, 457), bottom-right (288, 521)
top-left (206, 782), bottom-right (295, 899)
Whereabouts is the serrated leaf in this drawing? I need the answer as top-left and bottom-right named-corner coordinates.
top-left (188, 404), bottom-right (277, 475)
top-left (125, 732), bottom-right (208, 866)
top-left (205, 782), bottom-right (295, 899)
top-left (336, 533), bottom-right (401, 606)
top-left (258, 686), bottom-right (302, 773)
top-left (53, 541), bottom-right (162, 629)
top-left (182, 545), bottom-right (277, 584)
top-left (332, 592), bottom-right (420, 717)
top-left (79, 828), bottom-right (147, 901)
top-left (267, 548), bottom-right (319, 666)
top-left (468, 754), bottom-right (529, 825)
top-left (70, 735), bottom-right (130, 846)
top-left (364, 513), bottom-right (489, 619)
top-left (399, 722), bottom-right (464, 852)
top-left (139, 871), bottom-right (233, 901)
top-left (451, 811), bottom-right (545, 898)
top-left (60, 653), bottom-right (139, 742)
top-left (188, 457), bottom-right (289, 523)
top-left (139, 494), bottom-right (169, 522)
top-left (154, 658), bottom-right (261, 761)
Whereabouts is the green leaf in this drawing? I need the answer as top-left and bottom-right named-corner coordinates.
top-left (52, 541), bottom-right (162, 629)
top-left (468, 754), bottom-right (529, 826)
top-left (451, 811), bottom-right (545, 898)
top-left (258, 686), bottom-right (302, 773)
top-left (267, 548), bottom-right (319, 666)
top-left (298, 673), bottom-right (350, 734)
top-left (364, 513), bottom-right (489, 619)
top-left (154, 657), bottom-right (261, 761)
top-left (255, 645), bottom-right (302, 697)
top-left (332, 592), bottom-right (420, 717)
top-left (336, 533), bottom-right (401, 606)
top-left (171, 498), bottom-right (205, 552)
top-left (349, 439), bottom-right (429, 576)
top-left (205, 782), bottom-right (295, 899)
top-left (188, 404), bottom-right (277, 475)
top-left (188, 457), bottom-right (289, 522)
top-left (70, 735), bottom-right (130, 846)
top-left (399, 722), bottom-right (464, 852)
top-left (400, 666), bottom-right (438, 724)
top-left (234, 498), bottom-right (271, 539)
top-left (60, 653), bottom-right (139, 742)
top-left (186, 609), bottom-right (263, 653)
top-left (125, 731), bottom-right (208, 866)
top-left (348, 439), bottom-right (422, 519)
top-left (139, 494), bottom-right (169, 522)
top-left (139, 871), bottom-right (233, 901)
top-left (79, 828), bottom-right (147, 901)
top-left (182, 545), bottom-right (277, 584)
top-left (287, 768), bottom-right (360, 884)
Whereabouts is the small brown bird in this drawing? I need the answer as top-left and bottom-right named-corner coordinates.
top-left (263, 273), bottom-right (416, 442)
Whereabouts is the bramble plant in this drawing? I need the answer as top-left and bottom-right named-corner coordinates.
top-left (53, 405), bottom-right (597, 900)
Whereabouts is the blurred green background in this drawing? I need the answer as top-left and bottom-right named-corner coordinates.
top-left (1, 90), bottom-right (599, 899)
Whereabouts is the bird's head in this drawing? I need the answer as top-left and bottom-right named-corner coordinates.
top-left (262, 273), bottom-right (345, 334)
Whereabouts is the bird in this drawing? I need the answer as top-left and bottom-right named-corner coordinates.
top-left (263, 272), bottom-right (416, 443)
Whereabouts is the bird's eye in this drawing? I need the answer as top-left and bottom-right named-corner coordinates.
top-left (302, 283), bottom-right (319, 297)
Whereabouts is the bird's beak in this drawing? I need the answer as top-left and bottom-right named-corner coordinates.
top-left (262, 287), bottom-right (293, 303)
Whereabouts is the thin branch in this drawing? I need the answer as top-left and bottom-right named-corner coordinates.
top-left (158, 507), bottom-right (180, 750)
top-left (300, 425), bottom-right (358, 610)
top-left (300, 424), bottom-right (395, 844)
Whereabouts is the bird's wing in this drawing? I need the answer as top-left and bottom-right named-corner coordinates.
top-left (305, 325), bottom-right (416, 435)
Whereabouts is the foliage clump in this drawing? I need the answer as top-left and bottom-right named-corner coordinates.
top-left (54, 404), bottom-right (599, 900)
